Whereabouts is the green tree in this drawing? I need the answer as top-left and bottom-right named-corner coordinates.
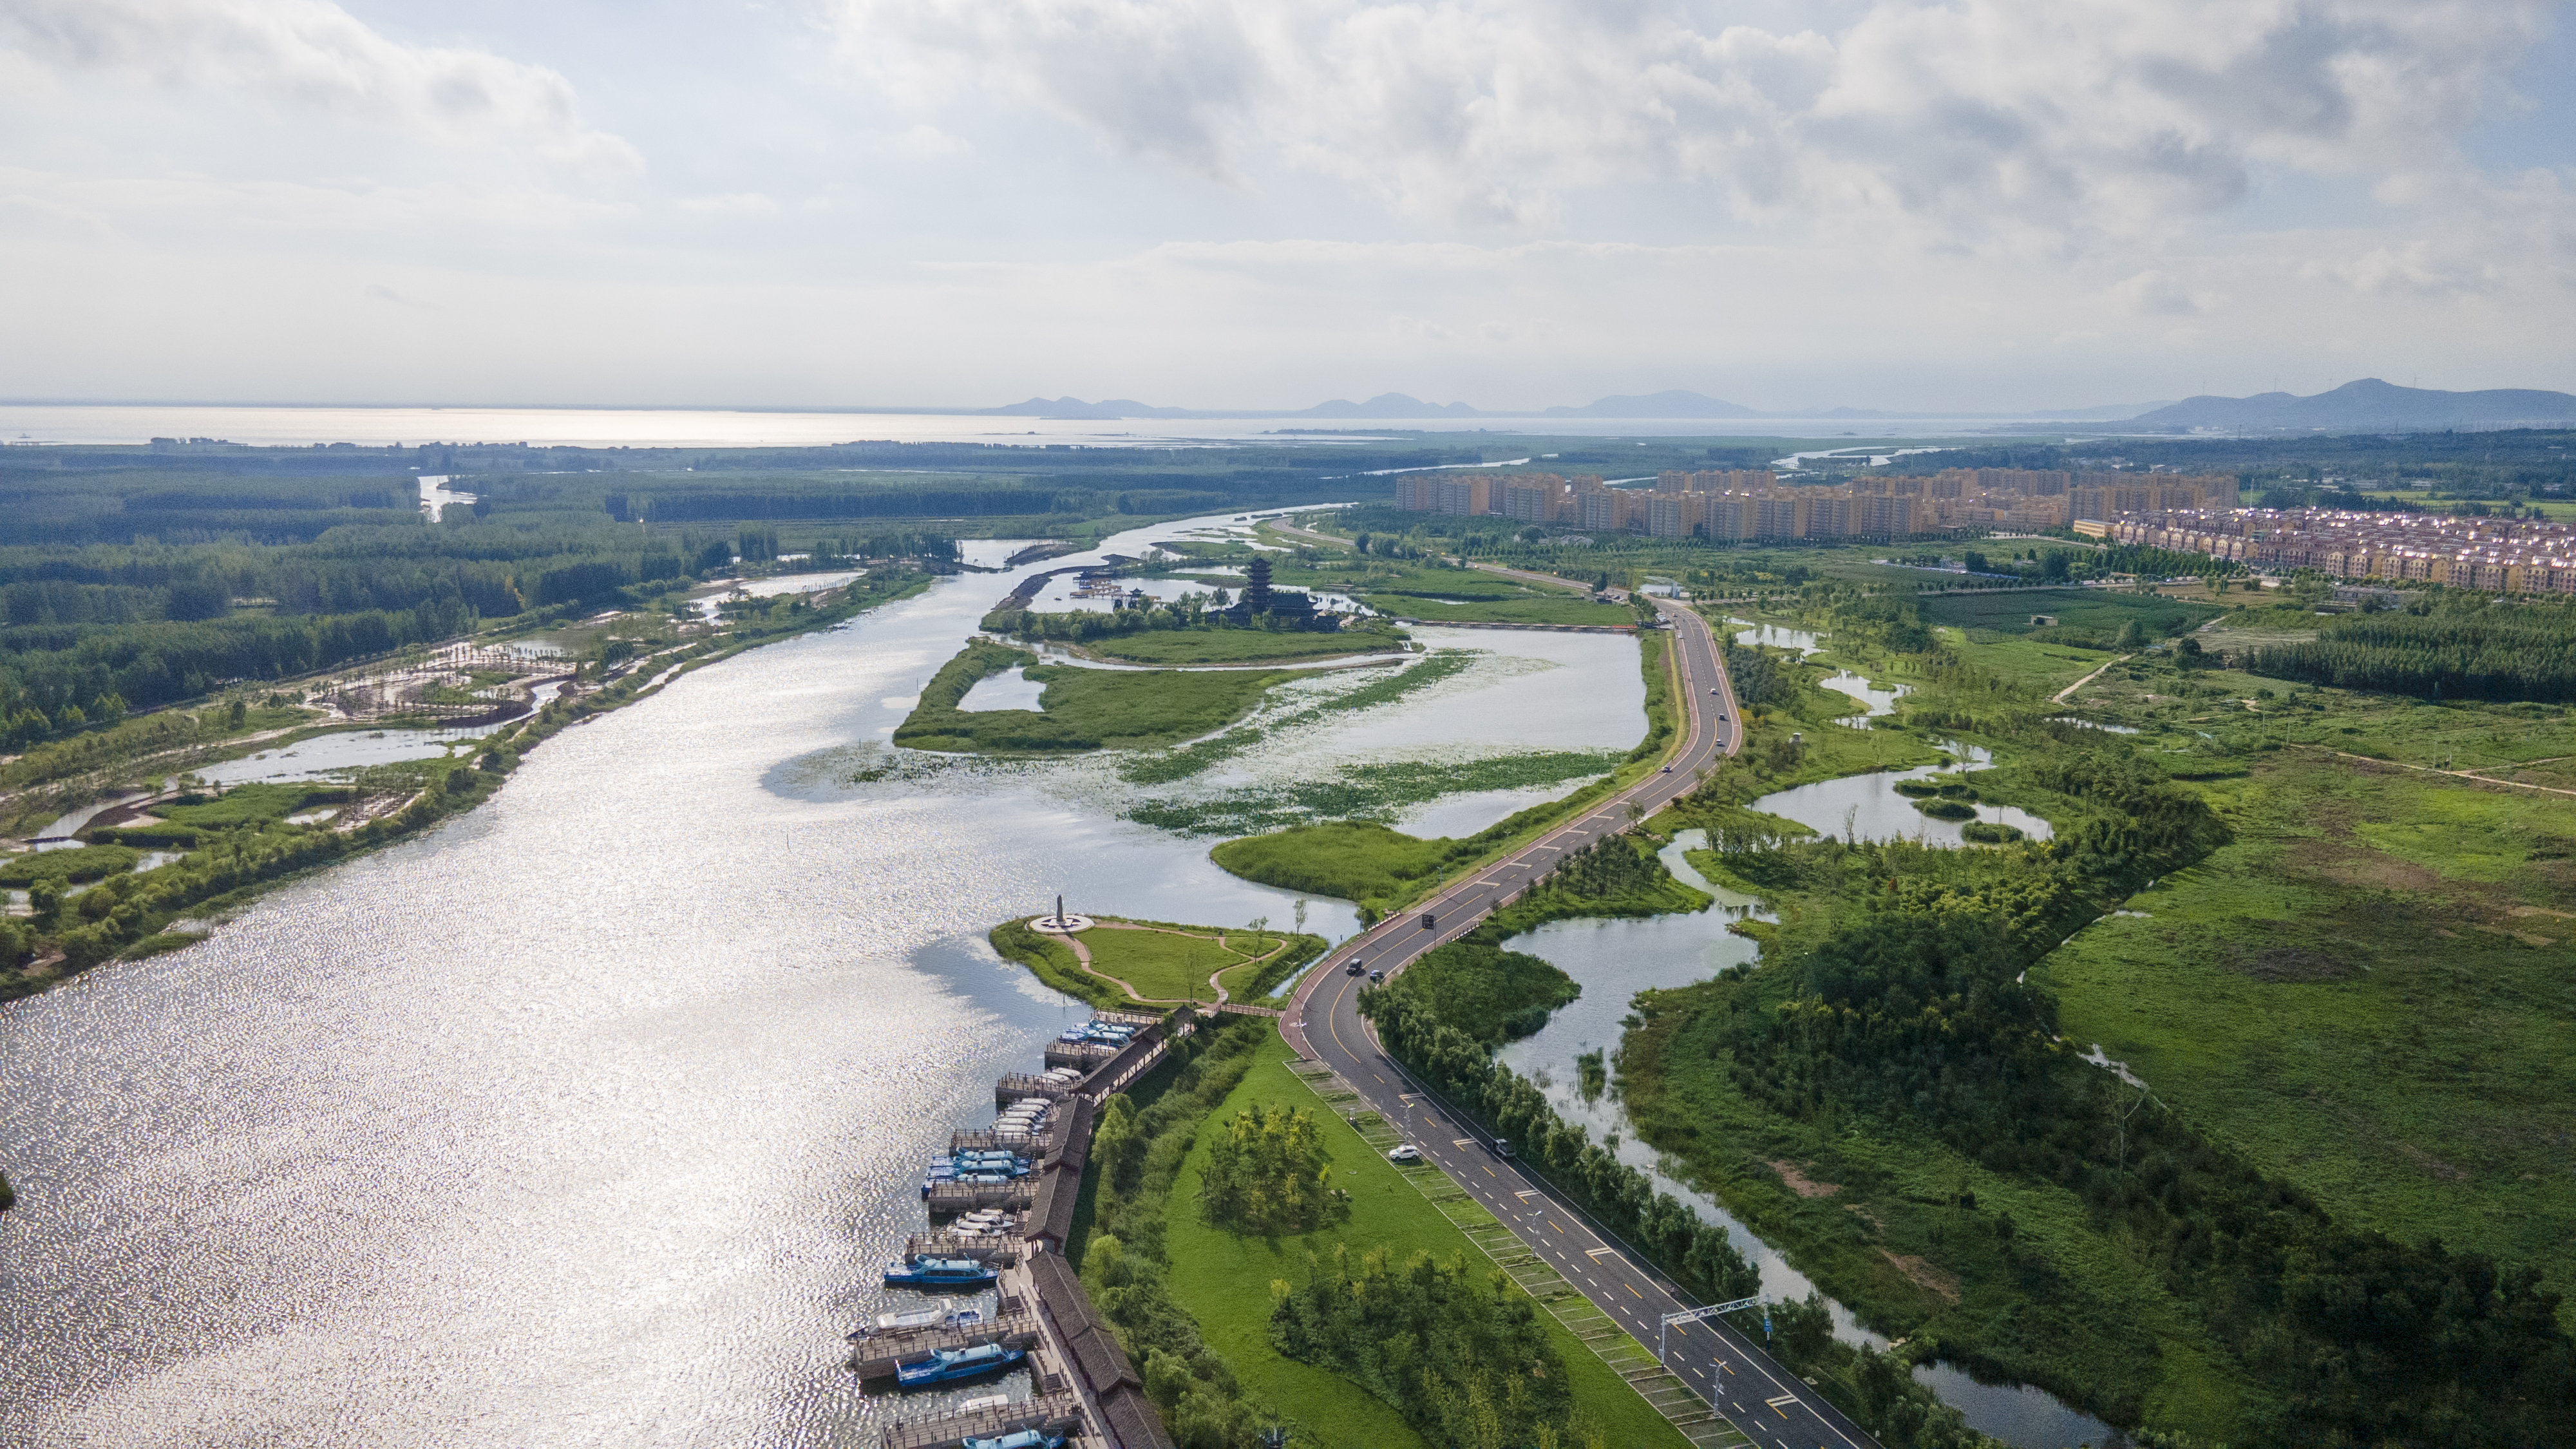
top-left (1199, 1102), bottom-right (1347, 1236)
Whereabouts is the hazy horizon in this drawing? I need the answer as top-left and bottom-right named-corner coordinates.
top-left (4, 1), bottom-right (2572, 409)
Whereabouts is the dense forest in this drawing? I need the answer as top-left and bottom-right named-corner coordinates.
top-left (0, 441), bottom-right (1404, 748)
top-left (2248, 596), bottom-right (2576, 703)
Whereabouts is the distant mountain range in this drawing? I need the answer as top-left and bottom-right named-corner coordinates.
top-left (2123, 379), bottom-right (2576, 433)
top-left (973, 379), bottom-right (2576, 430)
top-left (979, 390), bottom-right (1942, 421)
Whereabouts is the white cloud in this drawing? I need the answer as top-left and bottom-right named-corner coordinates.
top-left (2113, 269), bottom-right (2200, 316)
top-left (0, 0), bottom-right (642, 176)
top-left (828, 0), bottom-right (2549, 249)
top-left (677, 192), bottom-right (781, 215)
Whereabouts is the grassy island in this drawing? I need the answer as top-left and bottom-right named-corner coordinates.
top-left (990, 914), bottom-right (1324, 1008)
top-left (893, 641), bottom-right (1315, 753)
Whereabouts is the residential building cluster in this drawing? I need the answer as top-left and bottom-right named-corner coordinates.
top-left (2107, 507), bottom-right (2576, 594)
top-left (1393, 466), bottom-right (2232, 543)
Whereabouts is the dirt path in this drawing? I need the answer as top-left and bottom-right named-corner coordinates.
top-left (2303, 744), bottom-right (2576, 799)
top-left (2050, 653), bottom-right (2134, 705)
top-left (1056, 920), bottom-right (1292, 1006)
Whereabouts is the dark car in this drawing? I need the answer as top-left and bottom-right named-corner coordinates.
top-left (1368, 969), bottom-right (1385, 983)
top-left (1345, 960), bottom-right (1364, 975)
top-left (1418, 911), bottom-right (1435, 929)
top-left (1492, 1139), bottom-right (1515, 1160)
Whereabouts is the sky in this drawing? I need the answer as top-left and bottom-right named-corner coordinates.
top-left (1, 0), bottom-right (2571, 413)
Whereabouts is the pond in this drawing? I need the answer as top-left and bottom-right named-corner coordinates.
top-left (1750, 743), bottom-right (2054, 847)
top-left (1818, 670), bottom-right (1909, 719)
top-left (954, 667), bottom-right (1050, 713)
top-left (193, 727), bottom-right (499, 786)
top-left (1496, 833), bottom-right (2116, 1448)
top-left (1728, 618), bottom-right (1825, 656)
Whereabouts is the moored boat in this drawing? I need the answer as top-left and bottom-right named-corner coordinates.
top-left (893, 1341), bottom-right (1024, 1387)
top-left (882, 1256), bottom-right (998, 1290)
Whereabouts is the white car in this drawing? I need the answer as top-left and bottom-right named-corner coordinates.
top-left (1385, 1144), bottom-right (1423, 1164)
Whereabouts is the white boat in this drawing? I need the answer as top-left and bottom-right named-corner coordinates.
top-left (853, 1304), bottom-right (986, 1339)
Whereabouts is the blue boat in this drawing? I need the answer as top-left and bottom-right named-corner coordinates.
top-left (965, 1432), bottom-right (1065, 1449)
top-left (894, 1341), bottom-right (1025, 1387)
top-left (882, 1256), bottom-right (997, 1290)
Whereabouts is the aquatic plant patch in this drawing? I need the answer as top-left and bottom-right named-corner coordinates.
top-left (1125, 750), bottom-right (1619, 838)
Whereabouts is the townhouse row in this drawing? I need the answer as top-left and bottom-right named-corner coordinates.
top-left (2107, 507), bottom-right (2576, 595)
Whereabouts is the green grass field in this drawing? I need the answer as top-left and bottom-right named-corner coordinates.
top-left (1162, 1032), bottom-right (1693, 1449)
top-left (1359, 592), bottom-right (1638, 627)
top-left (894, 641), bottom-right (1313, 753)
top-left (2031, 753), bottom-right (2576, 1308)
top-left (1209, 820), bottom-right (1468, 915)
top-left (1917, 588), bottom-right (2220, 640)
top-left (1075, 923), bottom-right (1300, 1003)
top-left (1083, 629), bottom-right (1410, 664)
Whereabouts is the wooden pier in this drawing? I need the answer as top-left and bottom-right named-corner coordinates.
top-left (848, 1312), bottom-right (1042, 1381)
top-left (881, 1388), bottom-right (1085, 1449)
top-left (923, 1178), bottom-right (1036, 1215)
top-left (1043, 1039), bottom-right (1120, 1072)
top-left (905, 1231), bottom-right (1023, 1265)
top-left (995, 1073), bottom-right (1079, 1106)
top-left (950, 1127), bottom-right (1052, 1156)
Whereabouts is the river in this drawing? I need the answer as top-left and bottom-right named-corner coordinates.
top-left (0, 515), bottom-right (2099, 1446)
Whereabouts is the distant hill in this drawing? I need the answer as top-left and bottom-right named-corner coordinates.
top-left (2028, 401), bottom-right (2175, 421)
top-left (2127, 379), bottom-right (2576, 433)
top-left (1543, 390), bottom-right (1763, 419)
top-left (975, 397), bottom-right (1196, 419)
top-left (1291, 393), bottom-right (1482, 419)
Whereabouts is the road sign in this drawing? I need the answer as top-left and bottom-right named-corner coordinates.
top-left (1658, 1296), bottom-right (1763, 1361)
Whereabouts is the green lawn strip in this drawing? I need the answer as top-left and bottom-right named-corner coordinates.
top-left (894, 639), bottom-right (1316, 753)
top-left (1915, 589), bottom-right (2221, 643)
top-left (1082, 629), bottom-right (1410, 665)
top-left (1165, 1032), bottom-right (1694, 1449)
top-left (1362, 592), bottom-right (1639, 627)
top-left (1079, 922), bottom-right (1255, 1003)
top-left (2032, 755), bottom-right (2576, 1314)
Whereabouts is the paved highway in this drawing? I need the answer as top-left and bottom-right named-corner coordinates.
top-left (1280, 593), bottom-right (1882, 1449)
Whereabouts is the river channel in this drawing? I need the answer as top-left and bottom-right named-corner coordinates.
top-left (1, 514), bottom-right (2098, 1447)
top-left (1498, 835), bottom-right (2112, 1447)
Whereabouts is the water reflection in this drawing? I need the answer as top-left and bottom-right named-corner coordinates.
top-left (956, 668), bottom-right (1049, 713)
top-left (194, 726), bottom-right (497, 786)
top-left (1752, 744), bottom-right (2054, 847)
top-left (1817, 671), bottom-right (1909, 719)
top-left (1728, 618), bottom-right (1825, 656)
top-left (0, 509), bottom-right (1510, 1448)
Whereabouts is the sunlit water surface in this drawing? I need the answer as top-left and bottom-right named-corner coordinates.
top-left (1, 516), bottom-right (2088, 1447)
top-left (0, 515), bottom-right (1396, 1448)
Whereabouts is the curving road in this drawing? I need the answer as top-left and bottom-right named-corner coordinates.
top-left (1280, 594), bottom-right (1884, 1449)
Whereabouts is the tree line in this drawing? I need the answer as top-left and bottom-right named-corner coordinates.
top-left (2248, 600), bottom-right (2576, 703)
top-left (1692, 736), bottom-right (2573, 1445)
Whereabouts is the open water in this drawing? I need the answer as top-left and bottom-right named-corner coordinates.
top-left (0, 510), bottom-right (2096, 1446)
